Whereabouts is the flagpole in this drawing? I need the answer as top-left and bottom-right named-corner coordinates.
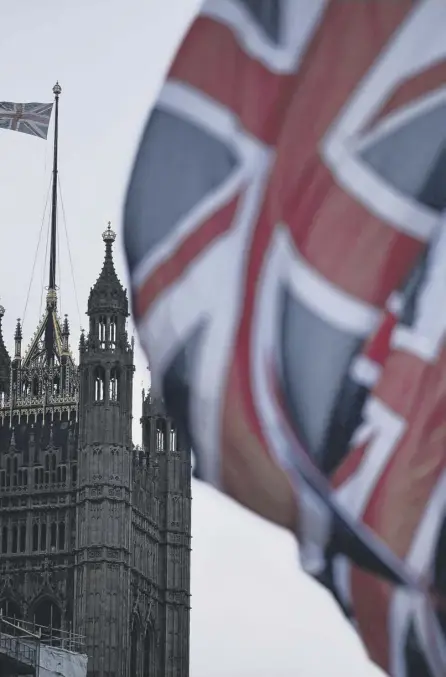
top-left (44, 82), bottom-right (61, 364)
top-left (48, 82), bottom-right (61, 294)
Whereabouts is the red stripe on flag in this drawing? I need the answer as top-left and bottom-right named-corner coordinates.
top-left (362, 309), bottom-right (399, 366)
top-left (369, 57), bottom-right (446, 128)
top-left (169, 17), bottom-right (295, 147)
top-left (351, 343), bottom-right (446, 670)
top-left (232, 0), bottom-right (413, 429)
top-left (135, 195), bottom-right (241, 319)
top-left (285, 161), bottom-right (423, 308)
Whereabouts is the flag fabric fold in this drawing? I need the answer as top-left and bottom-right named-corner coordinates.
top-left (0, 101), bottom-right (53, 139)
top-left (124, 1), bottom-right (446, 675)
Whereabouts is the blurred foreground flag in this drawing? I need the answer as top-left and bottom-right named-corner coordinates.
top-left (124, 1), bottom-right (446, 675)
top-left (0, 101), bottom-right (53, 139)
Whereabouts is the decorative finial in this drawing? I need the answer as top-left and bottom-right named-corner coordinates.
top-left (0, 304), bottom-right (4, 319)
top-left (53, 82), bottom-right (62, 96)
top-left (62, 314), bottom-right (69, 336)
top-left (14, 319), bottom-right (22, 342)
top-left (102, 221), bottom-right (116, 243)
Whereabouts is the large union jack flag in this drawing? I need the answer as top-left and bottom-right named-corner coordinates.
top-left (124, 1), bottom-right (446, 674)
top-left (0, 101), bottom-right (53, 139)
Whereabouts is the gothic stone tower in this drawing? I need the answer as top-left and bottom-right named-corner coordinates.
top-left (75, 223), bottom-right (135, 676)
top-left (0, 224), bottom-right (191, 677)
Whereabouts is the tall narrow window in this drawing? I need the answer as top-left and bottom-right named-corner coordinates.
top-left (58, 521), bottom-right (65, 550)
top-left (32, 524), bottom-right (38, 551)
top-left (19, 524), bottom-right (26, 552)
top-left (110, 315), bottom-right (117, 348)
top-left (32, 376), bottom-right (39, 396)
top-left (12, 457), bottom-right (18, 487)
top-left (98, 316), bottom-right (107, 349)
top-left (170, 427), bottom-right (177, 452)
top-left (50, 522), bottom-right (57, 548)
top-left (156, 419), bottom-right (165, 451)
top-left (11, 525), bottom-right (18, 553)
top-left (94, 367), bottom-right (105, 402)
top-left (51, 454), bottom-right (56, 483)
top-left (6, 458), bottom-right (10, 487)
top-left (40, 522), bottom-right (47, 551)
top-left (2, 526), bottom-right (8, 553)
top-left (109, 367), bottom-right (119, 402)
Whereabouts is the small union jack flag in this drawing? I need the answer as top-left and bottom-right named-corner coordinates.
top-left (125, 1), bottom-right (446, 675)
top-left (0, 101), bottom-right (53, 139)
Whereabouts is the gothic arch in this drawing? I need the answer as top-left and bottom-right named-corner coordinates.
top-left (94, 366), bottom-right (105, 402)
top-left (143, 618), bottom-right (155, 677)
top-left (30, 596), bottom-right (62, 641)
top-left (130, 613), bottom-right (141, 677)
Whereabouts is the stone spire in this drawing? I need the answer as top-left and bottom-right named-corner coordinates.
top-left (87, 222), bottom-right (129, 317)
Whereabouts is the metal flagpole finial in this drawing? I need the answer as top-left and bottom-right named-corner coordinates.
top-left (53, 82), bottom-right (62, 96)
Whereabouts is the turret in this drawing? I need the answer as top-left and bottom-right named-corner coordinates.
top-left (75, 222), bottom-right (135, 677)
top-left (78, 222), bottom-right (133, 445)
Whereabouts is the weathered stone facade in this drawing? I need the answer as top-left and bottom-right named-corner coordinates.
top-left (0, 225), bottom-right (191, 677)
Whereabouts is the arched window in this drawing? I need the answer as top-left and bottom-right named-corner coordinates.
top-left (130, 616), bottom-right (140, 677)
top-left (2, 526), bottom-right (8, 553)
top-left (32, 524), bottom-right (39, 551)
top-left (156, 419), bottom-right (165, 451)
top-left (50, 522), bottom-right (57, 549)
top-left (169, 426), bottom-right (177, 452)
top-left (94, 366), bottom-right (105, 402)
top-left (110, 315), bottom-right (117, 348)
top-left (98, 316), bottom-right (107, 350)
top-left (23, 468), bottom-right (28, 487)
top-left (58, 521), bottom-right (65, 550)
top-left (33, 599), bottom-right (61, 643)
top-left (19, 524), bottom-right (26, 552)
top-left (11, 525), bottom-right (18, 553)
top-left (57, 466), bottom-right (61, 483)
top-left (40, 522), bottom-right (47, 551)
top-left (62, 466), bottom-right (67, 483)
top-left (109, 367), bottom-right (119, 402)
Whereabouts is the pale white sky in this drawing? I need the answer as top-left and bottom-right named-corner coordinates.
top-left (0, 2), bottom-right (385, 675)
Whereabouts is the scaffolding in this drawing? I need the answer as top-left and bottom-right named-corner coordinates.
top-left (0, 614), bottom-right (87, 677)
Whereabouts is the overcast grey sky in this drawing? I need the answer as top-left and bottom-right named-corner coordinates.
top-left (0, 1), bottom-right (384, 675)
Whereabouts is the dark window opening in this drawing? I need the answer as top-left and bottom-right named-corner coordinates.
top-left (32, 524), bottom-right (39, 551)
top-left (58, 521), bottom-right (65, 550)
top-left (40, 522), bottom-right (47, 551)
top-left (2, 526), bottom-right (8, 553)
top-left (50, 522), bottom-right (57, 549)
top-left (19, 525), bottom-right (26, 552)
top-left (11, 526), bottom-right (18, 553)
